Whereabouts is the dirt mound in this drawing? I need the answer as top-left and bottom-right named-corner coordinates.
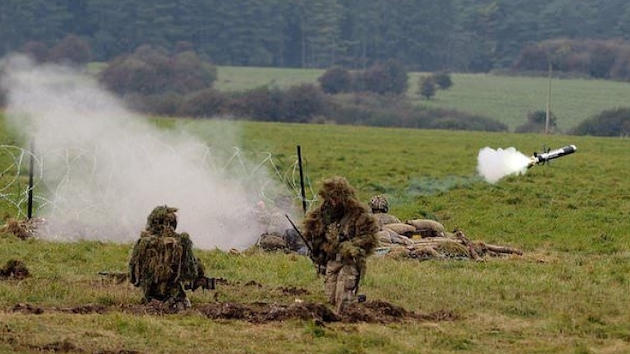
top-left (196, 301), bottom-right (340, 323)
top-left (0, 260), bottom-right (30, 280)
top-left (196, 300), bottom-right (457, 324)
top-left (11, 300), bottom-right (457, 325)
top-left (277, 286), bottom-right (310, 296)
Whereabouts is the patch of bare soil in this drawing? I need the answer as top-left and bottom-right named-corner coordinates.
top-left (0, 259), bottom-right (30, 280)
top-left (11, 299), bottom-right (456, 325)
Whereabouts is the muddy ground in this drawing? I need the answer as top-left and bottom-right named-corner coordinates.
top-left (2, 258), bottom-right (457, 353)
top-left (11, 295), bottom-right (457, 325)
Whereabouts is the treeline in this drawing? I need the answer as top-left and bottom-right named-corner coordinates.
top-left (92, 47), bottom-right (505, 131)
top-left (2, 44), bottom-right (628, 136)
top-left (2, 0), bottom-right (630, 72)
top-left (512, 38), bottom-right (630, 81)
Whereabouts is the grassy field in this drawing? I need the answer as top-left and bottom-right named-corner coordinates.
top-left (215, 66), bottom-right (630, 132)
top-left (1, 109), bottom-right (630, 353)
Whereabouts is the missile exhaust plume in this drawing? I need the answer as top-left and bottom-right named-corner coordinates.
top-left (477, 147), bottom-right (531, 184)
top-left (477, 145), bottom-right (578, 184)
top-left (0, 55), bottom-right (298, 251)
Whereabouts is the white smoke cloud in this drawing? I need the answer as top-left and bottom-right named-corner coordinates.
top-left (1, 54), bottom-right (297, 250)
top-left (477, 147), bottom-right (532, 184)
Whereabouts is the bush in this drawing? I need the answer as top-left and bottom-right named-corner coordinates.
top-left (177, 88), bottom-right (228, 118)
top-left (228, 86), bottom-right (285, 121)
top-left (511, 38), bottom-right (630, 81)
top-left (515, 110), bottom-right (558, 134)
top-left (318, 67), bottom-right (352, 94)
top-left (124, 92), bottom-right (185, 117)
top-left (418, 76), bottom-right (436, 99)
top-left (228, 84), bottom-right (333, 123)
top-left (361, 59), bottom-right (409, 95)
top-left (20, 41), bottom-right (49, 63)
top-left (47, 34), bottom-right (92, 66)
top-left (99, 46), bottom-right (217, 96)
top-left (428, 114), bottom-right (508, 132)
top-left (281, 84), bottom-right (332, 123)
top-left (570, 107), bottom-right (630, 137)
top-left (329, 93), bottom-right (507, 132)
top-left (432, 72), bottom-right (453, 90)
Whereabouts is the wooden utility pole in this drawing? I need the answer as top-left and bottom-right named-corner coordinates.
top-left (545, 50), bottom-right (552, 135)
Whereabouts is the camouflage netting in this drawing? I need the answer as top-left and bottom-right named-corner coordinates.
top-left (130, 230), bottom-right (199, 284)
top-left (257, 232), bottom-right (289, 252)
top-left (0, 218), bottom-right (45, 239)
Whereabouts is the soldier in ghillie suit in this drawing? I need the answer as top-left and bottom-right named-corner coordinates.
top-left (129, 205), bottom-right (206, 310)
top-left (303, 176), bottom-right (379, 313)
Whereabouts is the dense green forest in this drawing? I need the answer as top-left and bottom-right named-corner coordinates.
top-left (2, 0), bottom-right (630, 71)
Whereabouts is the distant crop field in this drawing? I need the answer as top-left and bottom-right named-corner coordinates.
top-left (216, 66), bottom-right (630, 132)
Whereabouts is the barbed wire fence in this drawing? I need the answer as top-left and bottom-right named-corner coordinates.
top-left (0, 144), bottom-right (317, 221)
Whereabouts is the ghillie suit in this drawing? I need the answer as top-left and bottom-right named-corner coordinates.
top-left (129, 206), bottom-right (205, 309)
top-left (257, 232), bottom-right (289, 252)
top-left (1, 218), bottom-right (44, 240)
top-left (303, 177), bottom-right (379, 313)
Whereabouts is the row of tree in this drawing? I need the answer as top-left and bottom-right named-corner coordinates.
top-left (3, 0), bottom-right (630, 72)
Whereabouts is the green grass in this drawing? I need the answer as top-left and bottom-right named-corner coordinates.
top-left (215, 66), bottom-right (630, 132)
top-left (215, 66), bottom-right (324, 92)
top-left (2, 112), bottom-right (630, 353)
top-left (414, 73), bottom-right (630, 132)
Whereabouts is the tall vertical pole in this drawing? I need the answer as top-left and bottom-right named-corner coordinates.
top-left (297, 145), bottom-right (307, 214)
top-left (545, 50), bottom-right (552, 135)
top-left (27, 139), bottom-right (34, 219)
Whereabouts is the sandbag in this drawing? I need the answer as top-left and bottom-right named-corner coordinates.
top-left (383, 223), bottom-right (416, 236)
top-left (405, 219), bottom-right (446, 238)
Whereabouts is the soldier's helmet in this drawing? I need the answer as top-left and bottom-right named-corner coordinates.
top-left (318, 176), bottom-right (357, 204)
top-left (369, 195), bottom-right (389, 213)
top-left (146, 205), bottom-right (178, 234)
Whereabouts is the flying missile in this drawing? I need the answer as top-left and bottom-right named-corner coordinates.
top-left (527, 144), bottom-right (577, 168)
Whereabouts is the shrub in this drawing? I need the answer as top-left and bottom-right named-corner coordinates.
top-left (20, 41), bottom-right (49, 63)
top-left (170, 51), bottom-right (218, 94)
top-left (362, 59), bottom-right (409, 95)
top-left (432, 72), bottom-right (453, 90)
top-left (515, 110), bottom-right (558, 133)
top-left (99, 46), bottom-right (216, 96)
top-left (318, 67), bottom-right (352, 94)
top-left (177, 88), bottom-right (227, 118)
top-left (570, 107), bottom-right (630, 137)
top-left (418, 76), bottom-right (436, 99)
top-left (428, 114), bottom-right (508, 132)
top-left (124, 92), bottom-right (185, 117)
top-left (47, 34), bottom-right (92, 66)
top-left (329, 93), bottom-right (507, 132)
top-left (511, 38), bottom-right (630, 81)
top-left (228, 86), bottom-right (284, 121)
top-left (281, 84), bottom-right (332, 123)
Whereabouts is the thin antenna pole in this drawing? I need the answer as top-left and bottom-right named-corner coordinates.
top-left (545, 51), bottom-right (552, 135)
top-left (297, 145), bottom-right (307, 214)
top-left (27, 139), bottom-right (34, 219)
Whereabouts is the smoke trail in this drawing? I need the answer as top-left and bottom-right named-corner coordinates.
top-left (1, 54), bottom-right (298, 250)
top-left (477, 147), bottom-right (531, 184)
